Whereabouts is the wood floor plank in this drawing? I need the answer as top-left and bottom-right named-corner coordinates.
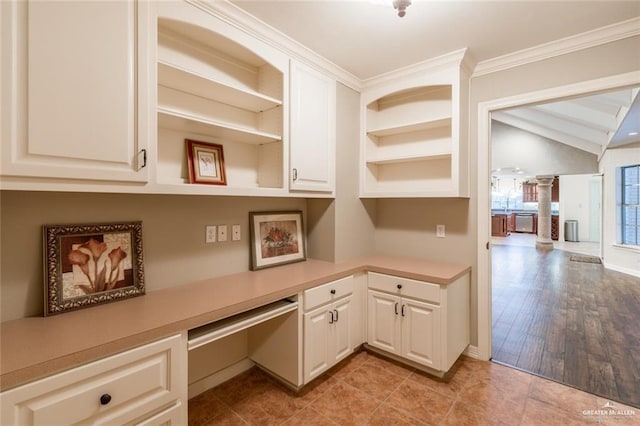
top-left (491, 244), bottom-right (640, 409)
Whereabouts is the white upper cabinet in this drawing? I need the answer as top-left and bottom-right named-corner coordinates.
top-left (153, 2), bottom-right (288, 197)
top-left (360, 49), bottom-right (473, 198)
top-left (1, 0), bottom-right (149, 185)
top-left (289, 60), bottom-right (336, 194)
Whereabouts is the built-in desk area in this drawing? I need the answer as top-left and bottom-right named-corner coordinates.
top-left (1, 256), bottom-right (470, 425)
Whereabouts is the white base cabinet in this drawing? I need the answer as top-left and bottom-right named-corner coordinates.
top-left (0, 334), bottom-right (187, 426)
top-left (367, 272), bottom-right (469, 373)
top-left (303, 275), bottom-right (356, 383)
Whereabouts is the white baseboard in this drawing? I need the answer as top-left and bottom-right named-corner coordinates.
top-left (463, 345), bottom-right (480, 360)
top-left (602, 261), bottom-right (640, 278)
top-left (188, 358), bottom-right (255, 399)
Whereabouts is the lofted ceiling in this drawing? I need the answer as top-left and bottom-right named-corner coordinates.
top-left (228, 1), bottom-right (640, 157)
top-left (493, 87), bottom-right (640, 158)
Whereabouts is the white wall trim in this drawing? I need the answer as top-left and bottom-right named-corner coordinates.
top-left (602, 260), bottom-right (640, 278)
top-left (474, 17), bottom-right (640, 77)
top-left (476, 71), bottom-right (640, 363)
top-left (188, 358), bottom-right (255, 399)
top-left (463, 345), bottom-right (480, 360)
top-left (189, 0), bottom-right (361, 91)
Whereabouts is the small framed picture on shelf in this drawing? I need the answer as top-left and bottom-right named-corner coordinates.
top-left (43, 221), bottom-right (145, 316)
top-left (249, 211), bottom-right (306, 270)
top-left (185, 139), bottom-right (227, 185)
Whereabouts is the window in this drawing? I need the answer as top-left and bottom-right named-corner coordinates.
top-left (621, 164), bottom-right (639, 245)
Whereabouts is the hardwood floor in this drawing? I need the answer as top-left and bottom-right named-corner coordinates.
top-left (492, 242), bottom-right (640, 409)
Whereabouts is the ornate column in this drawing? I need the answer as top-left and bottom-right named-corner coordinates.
top-left (536, 176), bottom-right (555, 250)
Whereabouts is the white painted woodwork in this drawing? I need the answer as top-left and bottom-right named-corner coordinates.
top-left (303, 276), bottom-right (355, 383)
top-left (366, 271), bottom-right (469, 372)
top-left (0, 0), bottom-right (148, 183)
top-left (401, 298), bottom-right (441, 368)
top-left (360, 50), bottom-right (470, 197)
top-left (0, 334), bottom-right (187, 426)
top-left (289, 60), bottom-right (336, 192)
top-left (154, 6), bottom-right (287, 196)
top-left (367, 290), bottom-right (402, 354)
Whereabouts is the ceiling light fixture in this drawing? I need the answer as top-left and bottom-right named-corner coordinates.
top-left (393, 0), bottom-right (411, 17)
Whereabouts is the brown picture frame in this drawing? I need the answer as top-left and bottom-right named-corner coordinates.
top-left (249, 211), bottom-right (306, 270)
top-left (43, 221), bottom-right (145, 316)
top-left (185, 139), bottom-right (227, 185)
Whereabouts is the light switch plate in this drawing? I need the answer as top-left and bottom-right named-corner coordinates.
top-left (436, 224), bottom-right (446, 238)
top-left (205, 225), bottom-right (217, 243)
top-left (232, 224), bottom-right (241, 241)
top-left (217, 225), bottom-right (228, 242)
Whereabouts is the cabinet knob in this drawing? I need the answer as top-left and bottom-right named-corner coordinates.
top-left (330, 289), bottom-right (336, 295)
top-left (100, 393), bottom-right (112, 405)
top-left (397, 284), bottom-right (402, 290)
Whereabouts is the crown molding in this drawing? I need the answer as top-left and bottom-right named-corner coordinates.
top-left (473, 17), bottom-right (640, 77)
top-left (188, 0), bottom-right (362, 90)
top-left (362, 48), bottom-right (474, 89)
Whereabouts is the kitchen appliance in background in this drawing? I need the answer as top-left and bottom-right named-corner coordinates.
top-left (515, 214), bottom-right (534, 233)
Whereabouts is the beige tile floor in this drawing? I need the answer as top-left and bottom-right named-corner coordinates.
top-left (491, 232), bottom-right (600, 257)
top-left (188, 350), bottom-right (638, 425)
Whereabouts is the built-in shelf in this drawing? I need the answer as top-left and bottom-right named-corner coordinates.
top-left (155, 10), bottom-right (287, 195)
top-left (360, 49), bottom-right (472, 198)
top-left (158, 61), bottom-right (282, 113)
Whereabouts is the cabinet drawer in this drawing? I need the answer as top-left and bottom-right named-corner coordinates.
top-left (1, 334), bottom-right (185, 426)
top-left (368, 272), bottom-right (440, 303)
top-left (304, 275), bottom-right (354, 311)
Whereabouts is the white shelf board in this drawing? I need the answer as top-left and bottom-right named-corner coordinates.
top-left (158, 61), bottom-right (282, 113)
top-left (366, 152), bottom-right (451, 165)
top-left (367, 117), bottom-right (451, 137)
top-left (152, 181), bottom-right (288, 197)
top-left (158, 109), bottom-right (282, 145)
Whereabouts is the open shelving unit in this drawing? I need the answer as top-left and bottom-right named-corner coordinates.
top-left (360, 50), bottom-right (472, 198)
top-left (154, 17), bottom-right (287, 196)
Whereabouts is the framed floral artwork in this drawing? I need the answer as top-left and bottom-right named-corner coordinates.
top-left (249, 211), bottom-right (306, 270)
top-left (43, 221), bottom-right (145, 316)
top-left (185, 139), bottom-right (227, 185)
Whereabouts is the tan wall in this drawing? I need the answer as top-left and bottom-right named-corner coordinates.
top-left (0, 191), bottom-right (305, 321)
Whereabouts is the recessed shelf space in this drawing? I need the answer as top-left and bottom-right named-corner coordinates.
top-left (364, 157), bottom-right (454, 196)
top-left (155, 16), bottom-right (286, 195)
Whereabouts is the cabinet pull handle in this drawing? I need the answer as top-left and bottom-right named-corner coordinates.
top-left (397, 284), bottom-right (402, 290)
top-left (293, 168), bottom-right (298, 181)
top-left (394, 302), bottom-right (399, 315)
top-left (330, 289), bottom-right (336, 295)
top-left (329, 310), bottom-right (334, 324)
top-left (401, 304), bottom-right (406, 317)
top-left (100, 393), bottom-right (112, 405)
top-left (334, 309), bottom-right (339, 322)
top-left (138, 149), bottom-right (147, 170)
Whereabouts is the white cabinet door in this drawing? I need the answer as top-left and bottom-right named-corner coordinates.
top-left (332, 296), bottom-right (353, 364)
top-left (303, 306), bottom-right (331, 383)
top-left (1, 0), bottom-right (148, 183)
top-left (303, 295), bottom-right (353, 383)
top-left (289, 60), bottom-right (335, 192)
top-left (367, 290), bottom-right (401, 355)
top-left (401, 298), bottom-right (441, 369)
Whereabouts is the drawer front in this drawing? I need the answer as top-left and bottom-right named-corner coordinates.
top-left (368, 272), bottom-right (440, 303)
top-left (304, 275), bottom-right (354, 311)
top-left (1, 334), bottom-right (185, 426)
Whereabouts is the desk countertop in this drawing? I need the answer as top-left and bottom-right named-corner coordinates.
top-left (0, 255), bottom-right (470, 391)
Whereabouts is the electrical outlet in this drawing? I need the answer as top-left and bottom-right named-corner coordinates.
top-left (217, 225), bottom-right (228, 242)
top-left (205, 225), bottom-right (217, 243)
top-left (436, 224), bottom-right (446, 238)
top-left (232, 224), bottom-right (241, 241)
